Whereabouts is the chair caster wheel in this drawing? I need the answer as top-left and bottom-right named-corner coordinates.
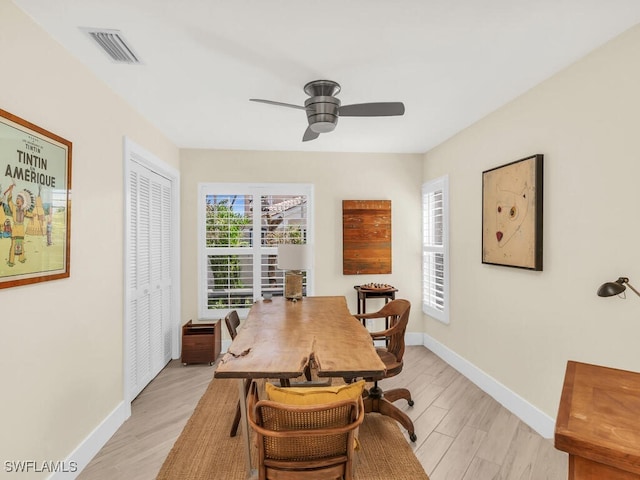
top-left (408, 399), bottom-right (414, 407)
top-left (409, 433), bottom-right (417, 442)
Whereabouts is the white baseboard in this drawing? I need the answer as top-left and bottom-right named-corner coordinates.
top-left (422, 333), bottom-right (555, 439)
top-left (405, 332), bottom-right (424, 346)
top-left (48, 401), bottom-right (130, 480)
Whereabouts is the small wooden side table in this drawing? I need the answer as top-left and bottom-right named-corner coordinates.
top-left (353, 285), bottom-right (397, 333)
top-left (555, 360), bottom-right (640, 479)
top-left (354, 285), bottom-right (397, 315)
top-left (181, 320), bottom-right (221, 365)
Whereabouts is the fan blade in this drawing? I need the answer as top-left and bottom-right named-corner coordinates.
top-left (303, 127), bottom-right (319, 142)
top-left (338, 102), bottom-right (405, 117)
top-left (249, 99), bottom-right (306, 110)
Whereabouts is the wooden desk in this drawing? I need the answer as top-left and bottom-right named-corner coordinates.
top-left (555, 361), bottom-right (640, 479)
top-left (215, 296), bottom-right (386, 477)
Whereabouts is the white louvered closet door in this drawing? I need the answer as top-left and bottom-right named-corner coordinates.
top-left (128, 160), bottom-right (173, 400)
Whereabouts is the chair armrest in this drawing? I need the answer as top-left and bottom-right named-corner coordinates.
top-left (356, 315), bottom-right (393, 339)
top-left (368, 326), bottom-right (394, 340)
top-left (353, 312), bottom-right (384, 321)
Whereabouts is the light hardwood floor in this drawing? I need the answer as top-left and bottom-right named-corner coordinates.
top-left (78, 346), bottom-right (567, 479)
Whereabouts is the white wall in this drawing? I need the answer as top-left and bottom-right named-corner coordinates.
top-left (0, 3), bottom-right (179, 476)
top-left (423, 24), bottom-right (640, 419)
top-left (180, 149), bottom-right (423, 338)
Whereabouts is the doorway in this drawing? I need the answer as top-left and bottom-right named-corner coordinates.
top-left (123, 138), bottom-right (180, 404)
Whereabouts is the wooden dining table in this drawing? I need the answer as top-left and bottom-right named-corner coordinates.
top-left (214, 295), bottom-right (386, 477)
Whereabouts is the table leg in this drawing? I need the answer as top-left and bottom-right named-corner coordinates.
top-left (237, 379), bottom-right (258, 479)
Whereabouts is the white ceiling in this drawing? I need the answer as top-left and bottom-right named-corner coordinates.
top-left (12, 0), bottom-right (640, 153)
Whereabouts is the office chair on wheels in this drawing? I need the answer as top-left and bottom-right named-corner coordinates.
top-left (354, 299), bottom-right (417, 442)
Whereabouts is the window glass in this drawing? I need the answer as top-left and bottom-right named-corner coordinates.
top-left (422, 176), bottom-right (449, 324)
top-left (198, 184), bottom-right (313, 318)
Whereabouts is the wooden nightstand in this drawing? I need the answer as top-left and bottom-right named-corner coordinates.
top-left (181, 320), bottom-right (221, 365)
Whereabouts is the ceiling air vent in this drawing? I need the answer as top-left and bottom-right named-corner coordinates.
top-left (81, 28), bottom-right (141, 64)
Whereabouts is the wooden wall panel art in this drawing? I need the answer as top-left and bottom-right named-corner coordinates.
top-left (342, 200), bottom-right (391, 275)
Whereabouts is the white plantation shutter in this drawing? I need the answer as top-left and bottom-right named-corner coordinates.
top-left (198, 184), bottom-right (314, 319)
top-left (422, 176), bottom-right (449, 324)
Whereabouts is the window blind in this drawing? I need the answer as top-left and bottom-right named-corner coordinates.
top-left (422, 176), bottom-right (449, 324)
top-left (198, 184), bottom-right (313, 318)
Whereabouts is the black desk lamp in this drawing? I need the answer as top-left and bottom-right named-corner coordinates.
top-left (597, 277), bottom-right (640, 298)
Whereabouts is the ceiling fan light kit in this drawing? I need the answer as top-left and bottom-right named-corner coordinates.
top-left (304, 96), bottom-right (340, 133)
top-left (250, 79), bottom-right (405, 142)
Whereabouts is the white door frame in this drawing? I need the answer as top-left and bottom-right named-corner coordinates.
top-left (123, 137), bottom-right (181, 411)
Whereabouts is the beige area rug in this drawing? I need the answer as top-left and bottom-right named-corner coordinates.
top-left (157, 377), bottom-right (430, 480)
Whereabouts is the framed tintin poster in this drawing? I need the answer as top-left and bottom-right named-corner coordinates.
top-left (482, 154), bottom-right (543, 271)
top-left (0, 108), bottom-right (71, 288)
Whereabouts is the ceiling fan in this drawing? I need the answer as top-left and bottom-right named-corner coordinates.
top-left (250, 80), bottom-right (405, 142)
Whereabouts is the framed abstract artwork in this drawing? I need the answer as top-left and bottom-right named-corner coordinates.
top-left (0, 108), bottom-right (72, 288)
top-left (482, 154), bottom-right (543, 270)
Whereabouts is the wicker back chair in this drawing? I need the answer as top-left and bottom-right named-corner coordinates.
top-left (247, 381), bottom-right (364, 480)
top-left (354, 299), bottom-right (417, 442)
top-left (225, 310), bottom-right (313, 437)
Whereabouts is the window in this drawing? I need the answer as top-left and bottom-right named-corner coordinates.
top-left (198, 183), bottom-right (313, 319)
top-left (422, 176), bottom-right (449, 324)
